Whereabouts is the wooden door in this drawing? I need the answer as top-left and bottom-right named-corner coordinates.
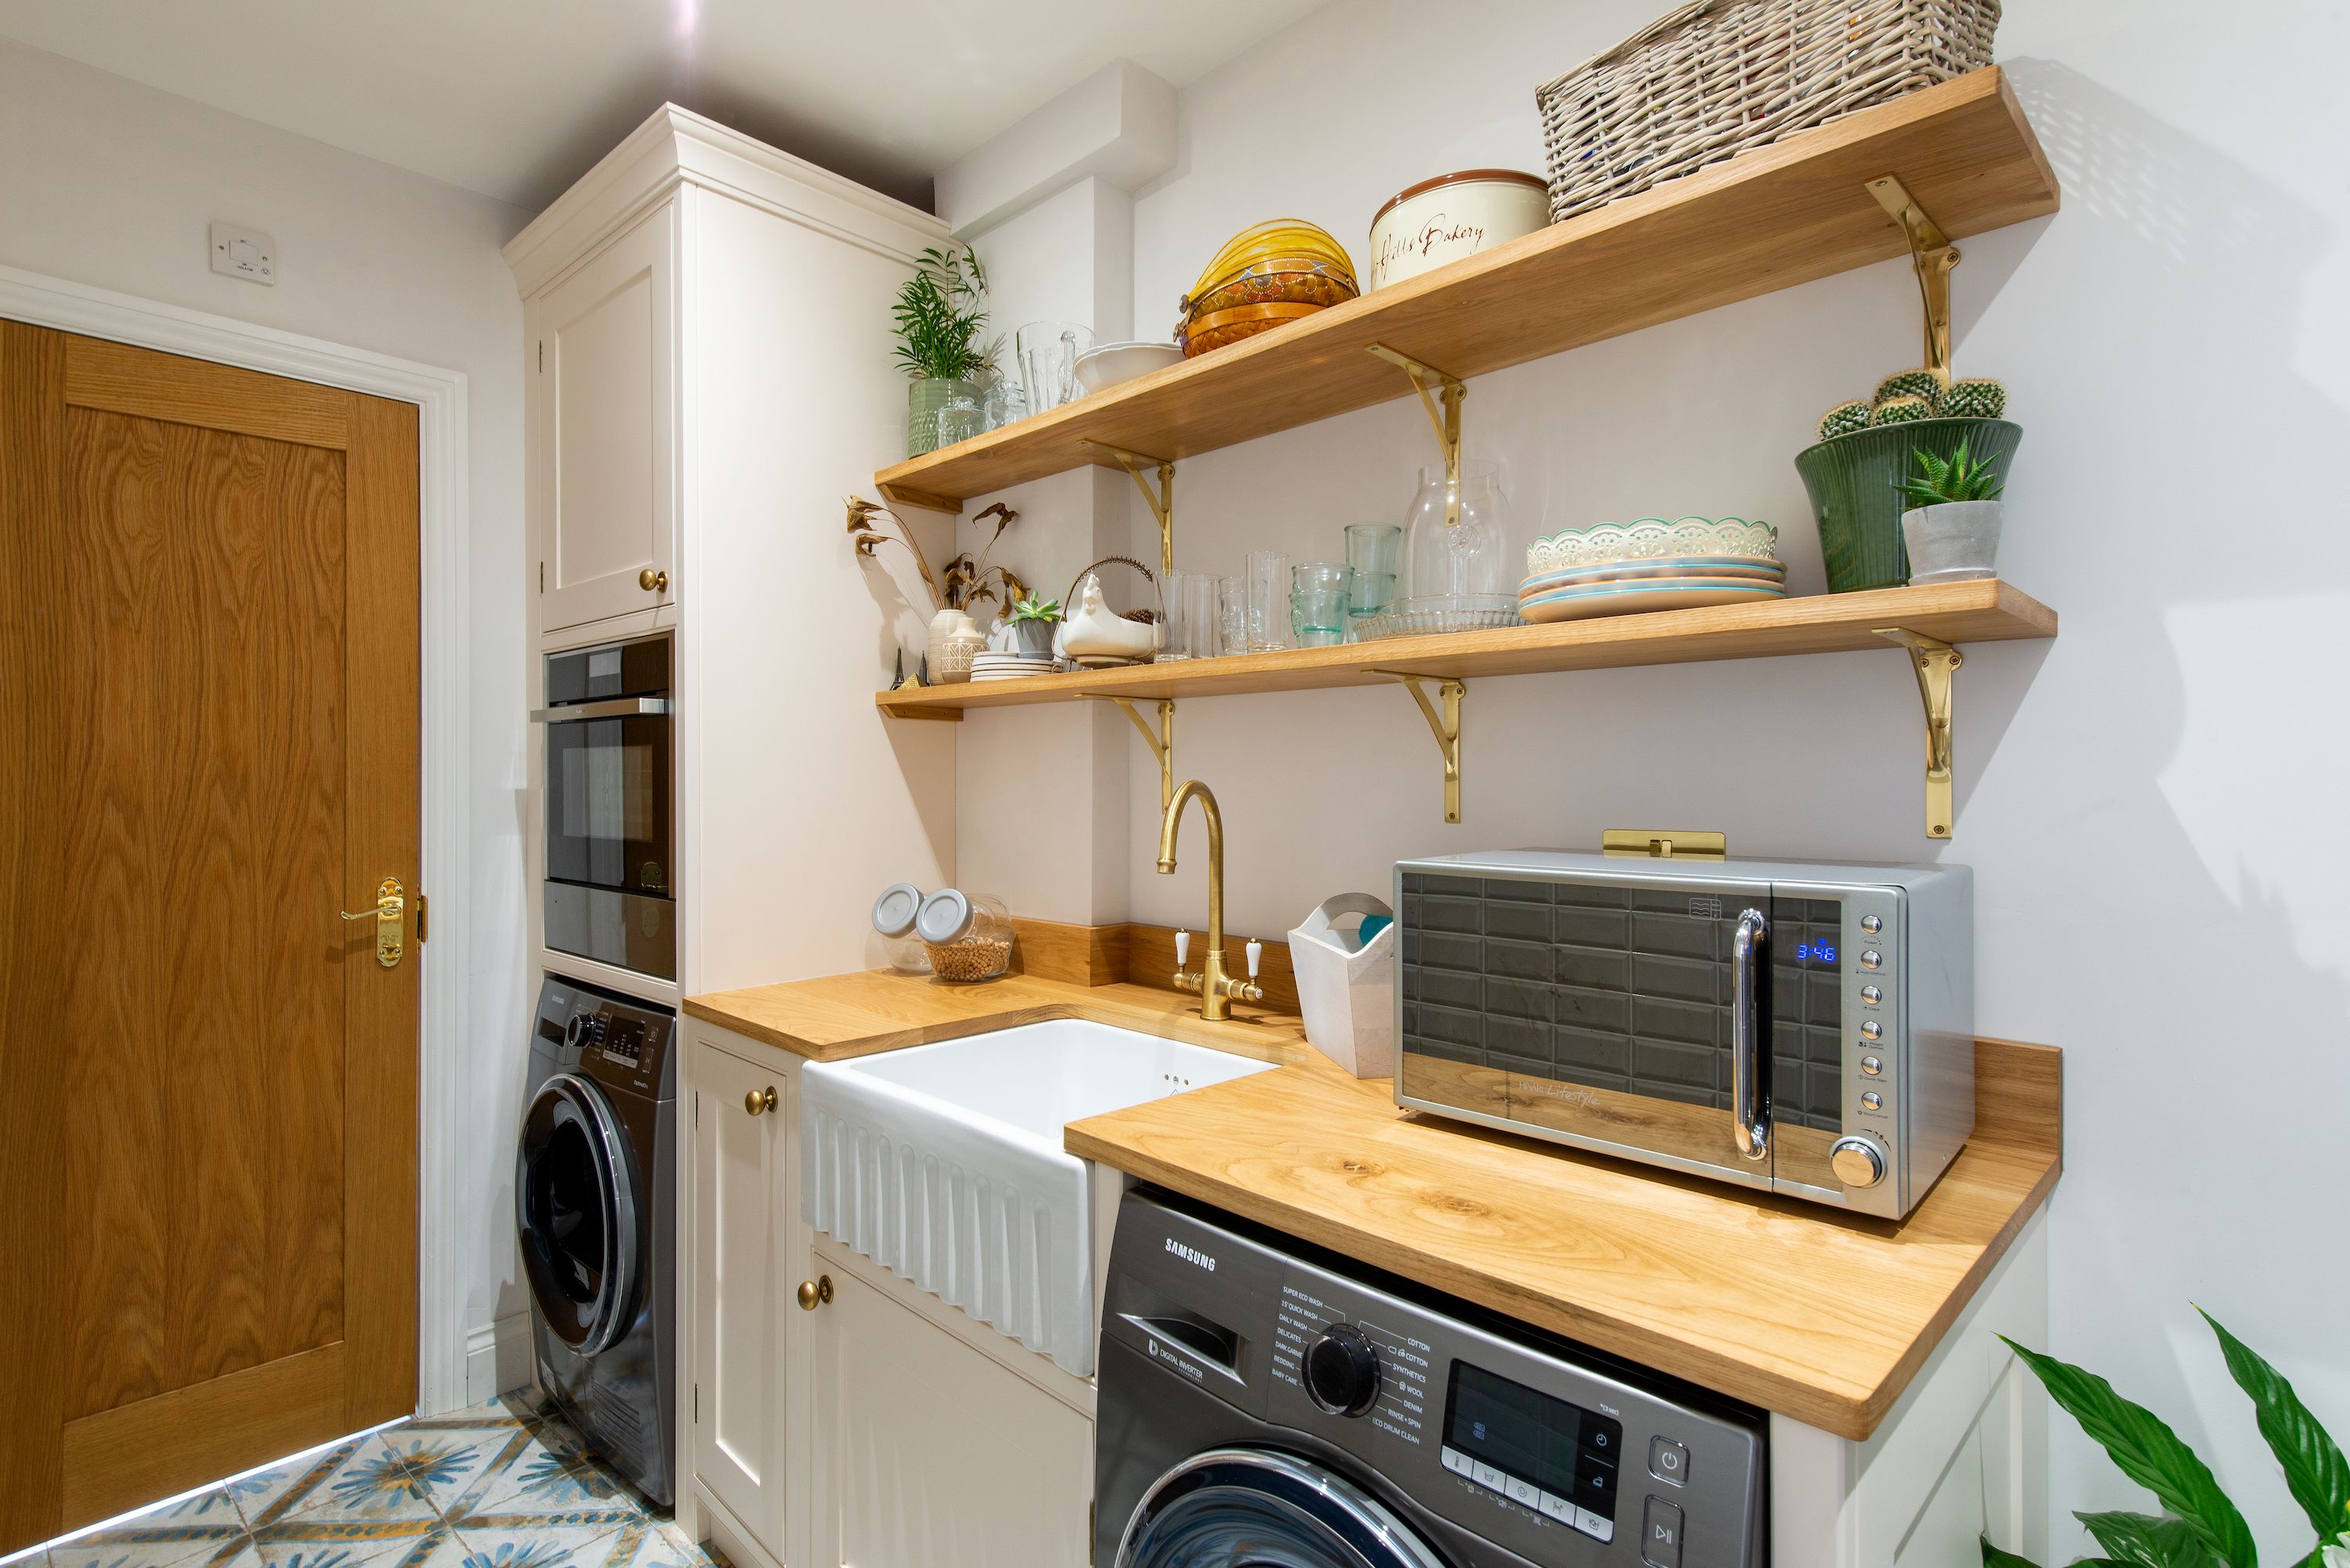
top-left (689, 1036), bottom-right (788, 1558)
top-left (535, 198), bottom-right (676, 633)
top-left (0, 323), bottom-right (420, 1553)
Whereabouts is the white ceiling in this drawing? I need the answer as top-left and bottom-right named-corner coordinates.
top-left (0, 0), bottom-right (1325, 216)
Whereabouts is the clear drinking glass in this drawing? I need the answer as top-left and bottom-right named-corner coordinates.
top-left (1290, 562), bottom-right (1352, 647)
top-left (1217, 576), bottom-right (1249, 658)
top-left (1344, 523), bottom-right (1401, 630)
top-left (1016, 320), bottom-right (1093, 414)
top-left (934, 392), bottom-right (983, 449)
top-left (1159, 571), bottom-right (1221, 660)
top-left (1245, 551), bottom-right (1291, 652)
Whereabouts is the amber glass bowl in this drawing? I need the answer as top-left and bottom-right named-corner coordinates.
top-left (1177, 220), bottom-right (1359, 357)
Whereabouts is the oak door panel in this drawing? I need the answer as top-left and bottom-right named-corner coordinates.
top-left (0, 322), bottom-right (420, 1549)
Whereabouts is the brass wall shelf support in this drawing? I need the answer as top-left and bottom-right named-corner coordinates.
top-left (1096, 695), bottom-right (1176, 811)
top-left (1085, 439), bottom-right (1177, 577)
top-left (1875, 629), bottom-right (1962, 839)
top-left (1367, 344), bottom-right (1466, 525)
top-left (1867, 175), bottom-right (1960, 379)
top-left (1374, 672), bottom-right (1466, 823)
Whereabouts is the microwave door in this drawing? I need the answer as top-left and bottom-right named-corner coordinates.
top-left (1401, 873), bottom-right (1778, 1188)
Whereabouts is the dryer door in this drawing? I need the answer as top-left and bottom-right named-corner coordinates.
top-left (517, 1071), bottom-right (640, 1354)
top-left (1119, 1447), bottom-right (1452, 1568)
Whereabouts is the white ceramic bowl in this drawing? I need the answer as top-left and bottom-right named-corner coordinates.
top-left (1073, 341), bottom-right (1184, 396)
top-left (1528, 517), bottom-right (1779, 576)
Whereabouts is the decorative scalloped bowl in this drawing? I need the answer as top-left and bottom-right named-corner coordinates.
top-left (1528, 517), bottom-right (1779, 576)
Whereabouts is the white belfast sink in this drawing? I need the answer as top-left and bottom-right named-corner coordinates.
top-left (800, 1018), bottom-right (1272, 1375)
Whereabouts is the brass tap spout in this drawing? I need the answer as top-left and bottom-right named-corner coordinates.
top-left (1156, 779), bottom-right (1261, 1021)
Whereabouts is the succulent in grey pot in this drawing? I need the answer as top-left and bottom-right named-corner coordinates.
top-left (1897, 438), bottom-right (2006, 584)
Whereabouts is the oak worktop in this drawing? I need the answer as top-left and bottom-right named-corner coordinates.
top-left (685, 970), bottom-right (2060, 1440)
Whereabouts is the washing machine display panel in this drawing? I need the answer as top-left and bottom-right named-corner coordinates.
top-left (1442, 1362), bottom-right (1625, 1541)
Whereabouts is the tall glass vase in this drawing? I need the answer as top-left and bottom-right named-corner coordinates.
top-left (1401, 461), bottom-right (1517, 632)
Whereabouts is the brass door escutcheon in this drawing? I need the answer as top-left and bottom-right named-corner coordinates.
top-left (338, 876), bottom-right (406, 969)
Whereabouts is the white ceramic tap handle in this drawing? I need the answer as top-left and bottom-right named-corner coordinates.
top-left (1246, 938), bottom-right (1262, 978)
top-left (1175, 928), bottom-right (1190, 967)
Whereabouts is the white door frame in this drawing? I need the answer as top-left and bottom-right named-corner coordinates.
top-left (0, 261), bottom-right (476, 1416)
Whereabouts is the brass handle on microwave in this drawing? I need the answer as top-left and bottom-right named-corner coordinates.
top-left (1730, 906), bottom-right (1770, 1162)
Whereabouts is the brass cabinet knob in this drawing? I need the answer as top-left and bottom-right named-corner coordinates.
top-left (797, 1275), bottom-right (833, 1311)
top-left (744, 1086), bottom-right (776, 1116)
top-left (638, 567), bottom-right (669, 592)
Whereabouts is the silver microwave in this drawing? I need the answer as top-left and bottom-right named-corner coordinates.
top-left (1394, 851), bottom-right (1972, 1219)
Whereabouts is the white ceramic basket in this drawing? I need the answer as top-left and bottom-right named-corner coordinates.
top-left (1286, 894), bottom-right (1397, 1078)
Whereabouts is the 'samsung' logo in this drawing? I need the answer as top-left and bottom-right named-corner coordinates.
top-left (1165, 1237), bottom-right (1217, 1272)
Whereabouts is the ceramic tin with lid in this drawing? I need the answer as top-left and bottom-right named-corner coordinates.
top-left (1367, 170), bottom-right (1549, 291)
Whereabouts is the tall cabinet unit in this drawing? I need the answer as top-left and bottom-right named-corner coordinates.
top-left (506, 106), bottom-right (958, 1568)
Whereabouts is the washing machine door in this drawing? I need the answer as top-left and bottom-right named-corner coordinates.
top-left (517, 1071), bottom-right (640, 1355)
top-left (1119, 1447), bottom-right (1452, 1568)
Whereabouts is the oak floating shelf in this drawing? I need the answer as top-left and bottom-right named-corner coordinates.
top-left (877, 580), bottom-right (2054, 716)
top-left (873, 67), bottom-right (2059, 512)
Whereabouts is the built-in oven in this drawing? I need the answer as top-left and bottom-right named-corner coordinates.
top-left (1394, 850), bottom-right (1973, 1219)
top-left (533, 635), bottom-right (674, 982)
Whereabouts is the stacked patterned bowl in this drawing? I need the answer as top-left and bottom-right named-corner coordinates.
top-left (1519, 518), bottom-right (1784, 623)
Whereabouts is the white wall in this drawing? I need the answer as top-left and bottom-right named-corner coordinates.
top-left (964, 0), bottom-right (2350, 1557)
top-left (0, 37), bottom-right (536, 1400)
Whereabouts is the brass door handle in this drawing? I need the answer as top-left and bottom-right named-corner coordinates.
top-left (339, 877), bottom-right (406, 969)
top-left (744, 1086), bottom-right (777, 1116)
top-left (797, 1275), bottom-right (833, 1311)
top-left (638, 567), bottom-right (669, 592)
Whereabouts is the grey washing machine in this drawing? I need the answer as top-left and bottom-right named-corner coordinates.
top-left (519, 975), bottom-right (678, 1506)
top-left (1097, 1189), bottom-right (1768, 1568)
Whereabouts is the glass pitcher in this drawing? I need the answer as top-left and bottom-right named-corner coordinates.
top-left (1401, 461), bottom-right (1517, 631)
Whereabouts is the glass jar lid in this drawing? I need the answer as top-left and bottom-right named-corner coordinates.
top-left (915, 887), bottom-right (976, 945)
top-left (872, 882), bottom-right (924, 938)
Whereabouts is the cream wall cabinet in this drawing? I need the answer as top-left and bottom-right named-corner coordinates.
top-left (530, 197), bottom-right (677, 634)
top-left (806, 1237), bottom-right (1095, 1568)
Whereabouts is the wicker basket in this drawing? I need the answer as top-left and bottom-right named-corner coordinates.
top-left (1536, 0), bottom-right (1999, 222)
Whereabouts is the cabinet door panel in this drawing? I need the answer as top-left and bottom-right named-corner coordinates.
top-left (537, 200), bottom-right (675, 632)
top-left (811, 1264), bottom-right (1092, 1568)
top-left (690, 1040), bottom-right (785, 1556)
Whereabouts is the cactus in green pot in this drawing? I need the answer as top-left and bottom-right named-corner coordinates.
top-left (1940, 377), bottom-right (2008, 420)
top-left (1871, 394), bottom-right (1934, 426)
top-left (1817, 399), bottom-right (1874, 440)
top-left (1874, 367), bottom-right (1948, 409)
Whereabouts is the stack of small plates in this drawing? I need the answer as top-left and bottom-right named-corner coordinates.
top-left (969, 653), bottom-right (1059, 681)
top-left (1520, 518), bottom-right (1786, 624)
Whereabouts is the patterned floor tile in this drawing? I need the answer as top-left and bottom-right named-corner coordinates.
top-left (269, 1440), bottom-right (436, 1530)
top-left (599, 1521), bottom-right (728, 1568)
top-left (49, 1517), bottom-right (250, 1568)
top-left (334, 1533), bottom-right (468, 1568)
top-left (232, 1440), bottom-right (373, 1532)
top-left (449, 1523), bottom-right (630, 1568)
top-left (373, 1434), bottom-right (519, 1520)
top-left (443, 1433), bottom-right (637, 1530)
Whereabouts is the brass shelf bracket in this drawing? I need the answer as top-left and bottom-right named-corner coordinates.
top-left (1875, 629), bottom-right (1963, 840)
top-left (1083, 439), bottom-right (1177, 578)
top-left (1367, 345), bottom-right (1467, 524)
top-left (1372, 671), bottom-right (1466, 824)
top-left (1867, 174), bottom-right (1960, 380)
top-left (1094, 695), bottom-right (1176, 812)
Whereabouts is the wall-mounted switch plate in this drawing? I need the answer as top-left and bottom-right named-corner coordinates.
top-left (210, 222), bottom-right (276, 285)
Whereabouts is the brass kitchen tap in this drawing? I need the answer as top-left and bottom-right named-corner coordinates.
top-left (1156, 779), bottom-right (1263, 1021)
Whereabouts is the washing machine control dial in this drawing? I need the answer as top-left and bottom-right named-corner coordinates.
top-left (1303, 1323), bottom-right (1382, 1416)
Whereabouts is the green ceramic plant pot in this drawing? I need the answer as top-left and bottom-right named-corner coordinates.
top-left (1794, 418), bottom-right (2022, 592)
top-left (906, 377), bottom-right (978, 458)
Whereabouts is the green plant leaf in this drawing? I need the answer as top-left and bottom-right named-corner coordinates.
top-left (1983, 1539), bottom-right (2046, 1567)
top-left (2078, 1511), bottom-right (2222, 1567)
top-left (2005, 1338), bottom-right (2260, 1568)
top-left (2200, 1309), bottom-right (2350, 1543)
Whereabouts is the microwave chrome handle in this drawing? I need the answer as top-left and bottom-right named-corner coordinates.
top-left (528, 697), bottom-right (673, 723)
top-left (1730, 905), bottom-right (1770, 1162)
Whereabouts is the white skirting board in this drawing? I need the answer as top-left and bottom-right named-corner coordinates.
top-left (465, 1312), bottom-right (537, 1407)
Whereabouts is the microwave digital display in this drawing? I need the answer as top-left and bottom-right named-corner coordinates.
top-left (1444, 1362), bottom-right (1624, 1521)
top-left (1791, 940), bottom-right (1839, 964)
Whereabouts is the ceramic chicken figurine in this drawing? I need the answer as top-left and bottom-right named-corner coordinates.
top-left (1054, 572), bottom-right (1159, 663)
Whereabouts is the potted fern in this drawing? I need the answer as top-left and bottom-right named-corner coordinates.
top-left (893, 243), bottom-right (992, 458)
top-left (1900, 437), bottom-right (2007, 584)
top-left (1986, 1308), bottom-right (2348, 1568)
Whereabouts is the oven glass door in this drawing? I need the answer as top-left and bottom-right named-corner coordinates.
top-left (1397, 872), bottom-right (1846, 1183)
top-left (545, 714), bottom-right (672, 896)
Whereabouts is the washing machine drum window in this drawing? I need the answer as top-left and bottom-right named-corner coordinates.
top-left (518, 1073), bottom-right (639, 1356)
top-left (1119, 1448), bottom-right (1450, 1568)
